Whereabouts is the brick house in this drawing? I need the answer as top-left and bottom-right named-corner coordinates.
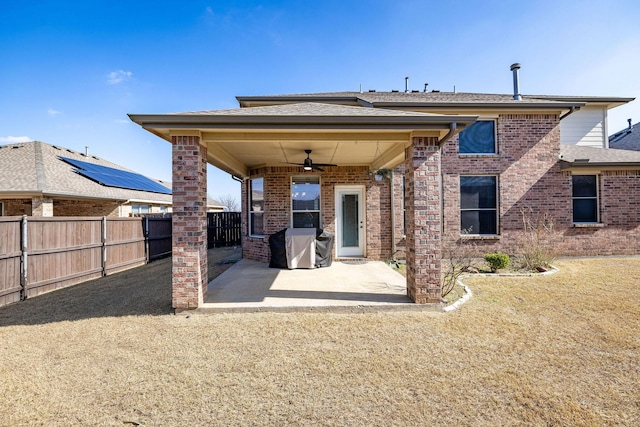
top-left (129, 66), bottom-right (636, 310)
top-left (0, 141), bottom-right (224, 217)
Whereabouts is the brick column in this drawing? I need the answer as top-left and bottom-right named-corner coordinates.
top-left (171, 135), bottom-right (208, 310)
top-left (31, 197), bottom-right (53, 217)
top-left (404, 137), bottom-right (442, 303)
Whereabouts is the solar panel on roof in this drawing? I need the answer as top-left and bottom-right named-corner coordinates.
top-left (59, 156), bottom-right (171, 195)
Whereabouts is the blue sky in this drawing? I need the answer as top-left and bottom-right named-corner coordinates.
top-left (2, 0), bottom-right (639, 204)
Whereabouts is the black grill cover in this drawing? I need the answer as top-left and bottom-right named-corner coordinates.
top-left (269, 228), bottom-right (335, 268)
top-left (268, 228), bottom-right (288, 268)
top-left (315, 230), bottom-right (334, 268)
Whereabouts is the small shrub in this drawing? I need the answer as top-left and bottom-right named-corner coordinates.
top-left (441, 228), bottom-right (480, 298)
top-left (484, 253), bottom-right (510, 272)
top-left (518, 207), bottom-right (556, 270)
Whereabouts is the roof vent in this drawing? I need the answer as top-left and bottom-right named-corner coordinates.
top-left (368, 89), bottom-right (376, 92)
top-left (411, 90), bottom-right (419, 93)
top-left (391, 90), bottom-right (399, 93)
top-left (432, 90), bottom-right (440, 93)
top-left (405, 76), bottom-right (409, 93)
top-left (423, 83), bottom-right (428, 92)
top-left (510, 63), bottom-right (522, 101)
top-left (628, 118), bottom-right (633, 132)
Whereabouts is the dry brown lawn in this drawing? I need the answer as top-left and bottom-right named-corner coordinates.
top-left (0, 252), bottom-right (638, 426)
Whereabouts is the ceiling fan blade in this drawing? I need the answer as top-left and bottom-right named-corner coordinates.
top-left (312, 163), bottom-right (337, 167)
top-left (313, 166), bottom-right (325, 172)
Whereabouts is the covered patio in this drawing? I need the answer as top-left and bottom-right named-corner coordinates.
top-left (202, 258), bottom-right (411, 311)
top-left (129, 102), bottom-right (476, 310)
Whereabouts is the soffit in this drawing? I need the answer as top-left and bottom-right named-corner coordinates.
top-left (130, 103), bottom-right (476, 178)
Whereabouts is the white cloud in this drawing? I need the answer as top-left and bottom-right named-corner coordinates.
top-left (0, 136), bottom-right (31, 143)
top-left (107, 70), bottom-right (133, 85)
top-left (47, 108), bottom-right (62, 116)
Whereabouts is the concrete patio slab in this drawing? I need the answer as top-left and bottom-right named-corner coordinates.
top-left (200, 258), bottom-right (417, 312)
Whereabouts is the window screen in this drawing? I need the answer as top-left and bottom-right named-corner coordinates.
top-left (460, 175), bottom-right (498, 234)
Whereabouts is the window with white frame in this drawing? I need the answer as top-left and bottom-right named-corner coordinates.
top-left (131, 204), bottom-right (150, 215)
top-left (249, 177), bottom-right (264, 236)
top-left (459, 120), bottom-right (497, 154)
top-left (460, 175), bottom-right (498, 234)
top-left (572, 175), bottom-right (599, 223)
top-left (292, 176), bottom-right (320, 228)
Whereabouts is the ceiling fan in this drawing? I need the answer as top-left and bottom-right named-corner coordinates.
top-left (286, 149), bottom-right (337, 171)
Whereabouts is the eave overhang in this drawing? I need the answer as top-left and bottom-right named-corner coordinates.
top-left (128, 113), bottom-right (477, 131)
top-left (129, 108), bottom-right (477, 179)
top-left (560, 161), bottom-right (640, 171)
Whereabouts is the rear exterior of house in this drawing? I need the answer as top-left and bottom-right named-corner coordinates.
top-left (129, 67), bottom-right (636, 310)
top-left (238, 91), bottom-right (639, 262)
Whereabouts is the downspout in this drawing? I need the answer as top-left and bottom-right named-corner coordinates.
top-left (559, 106), bottom-right (579, 121)
top-left (438, 122), bottom-right (457, 237)
top-left (390, 169), bottom-right (396, 259)
top-left (438, 122), bottom-right (457, 145)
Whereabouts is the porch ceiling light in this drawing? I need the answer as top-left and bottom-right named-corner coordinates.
top-left (303, 157), bottom-right (313, 171)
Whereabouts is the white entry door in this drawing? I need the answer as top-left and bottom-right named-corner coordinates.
top-left (335, 186), bottom-right (365, 257)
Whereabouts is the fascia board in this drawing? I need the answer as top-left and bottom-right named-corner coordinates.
top-left (128, 114), bottom-right (478, 129)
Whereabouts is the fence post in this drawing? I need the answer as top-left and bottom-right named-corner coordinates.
top-left (102, 217), bottom-right (107, 276)
top-left (144, 216), bottom-right (150, 263)
top-left (20, 215), bottom-right (28, 301)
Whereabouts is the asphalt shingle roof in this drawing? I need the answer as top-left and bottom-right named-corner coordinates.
top-left (609, 121), bottom-right (640, 151)
top-left (560, 143), bottom-right (640, 166)
top-left (177, 102), bottom-right (446, 117)
top-left (236, 91), bottom-right (633, 110)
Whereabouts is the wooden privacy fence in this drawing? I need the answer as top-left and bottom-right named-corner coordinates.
top-left (144, 216), bottom-right (172, 261)
top-left (207, 212), bottom-right (241, 248)
top-left (0, 213), bottom-right (242, 308)
top-left (0, 216), bottom-right (146, 307)
top-left (143, 213), bottom-right (241, 251)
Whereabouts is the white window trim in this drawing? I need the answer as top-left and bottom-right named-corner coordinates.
top-left (458, 119), bottom-right (498, 156)
top-left (291, 175), bottom-right (322, 229)
top-left (572, 174), bottom-right (600, 224)
top-left (460, 174), bottom-right (499, 236)
top-left (249, 177), bottom-right (264, 237)
top-left (131, 204), bottom-right (150, 215)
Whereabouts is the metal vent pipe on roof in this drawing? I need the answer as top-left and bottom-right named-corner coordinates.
top-left (405, 77), bottom-right (409, 93)
top-left (510, 63), bottom-right (522, 101)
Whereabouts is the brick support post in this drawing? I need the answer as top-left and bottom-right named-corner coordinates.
top-left (404, 136), bottom-right (442, 303)
top-left (171, 135), bottom-right (208, 310)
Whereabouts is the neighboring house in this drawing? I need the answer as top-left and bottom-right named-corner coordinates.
top-left (0, 141), bottom-right (224, 217)
top-left (609, 119), bottom-right (640, 150)
top-left (206, 198), bottom-right (226, 212)
top-left (129, 64), bottom-right (636, 310)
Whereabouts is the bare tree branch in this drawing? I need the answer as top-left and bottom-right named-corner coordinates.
top-left (217, 194), bottom-right (239, 212)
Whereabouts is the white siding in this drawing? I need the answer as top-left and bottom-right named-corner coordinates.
top-left (560, 105), bottom-right (607, 148)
